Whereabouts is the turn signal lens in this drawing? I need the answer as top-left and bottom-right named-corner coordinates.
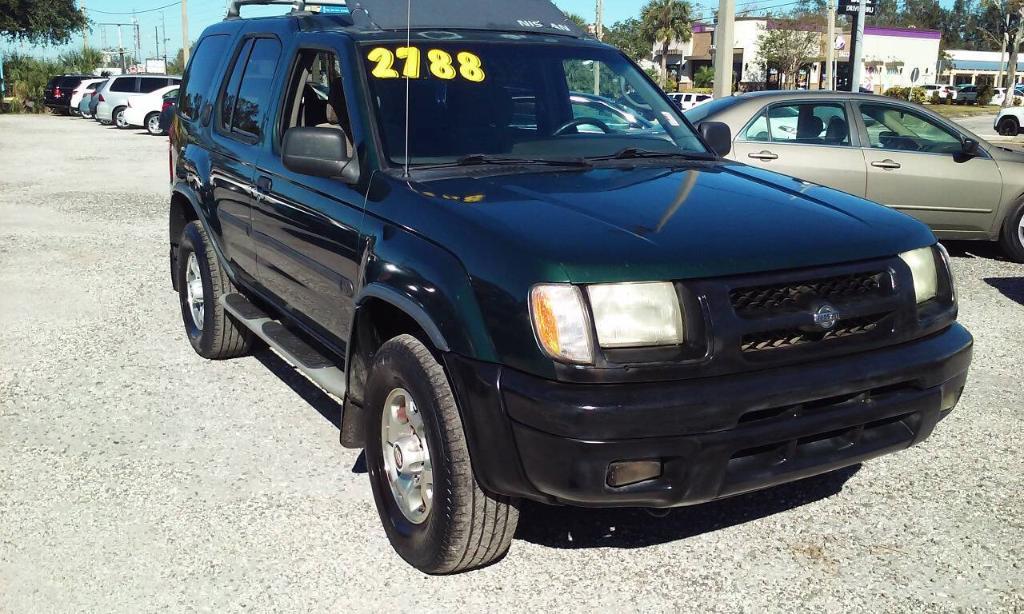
top-left (530, 284), bottom-right (593, 364)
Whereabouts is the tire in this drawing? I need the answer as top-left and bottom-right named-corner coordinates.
top-left (998, 116), bottom-right (1020, 137)
top-left (999, 201), bottom-right (1024, 263)
top-left (176, 221), bottom-right (255, 359)
top-left (364, 335), bottom-right (519, 574)
top-left (145, 112), bottom-right (163, 136)
top-left (113, 106), bottom-right (128, 129)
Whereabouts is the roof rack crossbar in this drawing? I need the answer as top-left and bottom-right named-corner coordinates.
top-left (225, 0), bottom-right (348, 19)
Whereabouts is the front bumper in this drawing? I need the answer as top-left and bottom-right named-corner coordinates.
top-left (446, 324), bottom-right (972, 508)
top-left (95, 102), bottom-right (112, 122)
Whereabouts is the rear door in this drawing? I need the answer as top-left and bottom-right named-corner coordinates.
top-left (854, 101), bottom-right (1002, 235)
top-left (731, 100), bottom-right (868, 197)
top-left (207, 35), bottom-right (284, 284)
top-left (252, 41), bottom-right (365, 346)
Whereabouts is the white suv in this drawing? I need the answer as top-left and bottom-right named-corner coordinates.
top-left (995, 106), bottom-right (1023, 136)
top-left (668, 92), bottom-right (713, 110)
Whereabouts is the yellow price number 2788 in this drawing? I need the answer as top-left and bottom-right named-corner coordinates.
top-left (368, 47), bottom-right (486, 83)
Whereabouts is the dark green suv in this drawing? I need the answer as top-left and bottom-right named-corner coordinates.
top-left (169, 0), bottom-right (973, 574)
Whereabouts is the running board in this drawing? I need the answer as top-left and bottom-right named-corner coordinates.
top-left (220, 293), bottom-right (347, 398)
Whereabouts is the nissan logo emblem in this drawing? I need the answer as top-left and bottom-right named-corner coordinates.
top-left (813, 304), bottom-right (840, 331)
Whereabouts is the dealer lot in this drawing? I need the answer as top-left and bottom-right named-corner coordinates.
top-left (0, 113), bottom-right (1021, 611)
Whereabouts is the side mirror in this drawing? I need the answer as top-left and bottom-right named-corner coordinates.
top-left (699, 121), bottom-right (732, 158)
top-left (282, 127), bottom-right (359, 183)
top-left (961, 138), bottom-right (980, 157)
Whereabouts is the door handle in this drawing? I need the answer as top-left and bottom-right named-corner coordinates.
top-left (256, 176), bottom-right (273, 193)
top-left (748, 150), bottom-right (779, 161)
top-left (871, 159), bottom-right (902, 170)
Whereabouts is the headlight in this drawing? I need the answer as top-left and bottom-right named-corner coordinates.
top-left (530, 285), bottom-right (594, 364)
top-left (899, 246), bottom-right (939, 304)
top-left (587, 282), bottom-right (684, 348)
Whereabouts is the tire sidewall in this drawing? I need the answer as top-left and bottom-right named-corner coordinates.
top-left (114, 107), bottom-right (127, 129)
top-left (177, 223), bottom-right (216, 354)
top-left (146, 113), bottom-right (161, 135)
top-left (999, 117), bottom-right (1019, 136)
top-left (1003, 201), bottom-right (1024, 262)
top-left (364, 342), bottom-right (457, 571)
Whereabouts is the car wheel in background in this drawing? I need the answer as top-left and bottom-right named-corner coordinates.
top-left (113, 107), bottom-right (129, 129)
top-left (145, 112), bottom-right (163, 136)
top-left (997, 116), bottom-right (1020, 137)
top-left (999, 200), bottom-right (1024, 263)
top-left (176, 221), bottom-right (255, 359)
top-left (364, 334), bottom-right (520, 574)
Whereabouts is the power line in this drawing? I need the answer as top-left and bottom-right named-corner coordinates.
top-left (88, 1), bottom-right (181, 16)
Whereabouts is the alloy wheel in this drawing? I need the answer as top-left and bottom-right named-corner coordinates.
top-left (380, 387), bottom-right (433, 524)
top-left (185, 252), bottom-right (204, 330)
top-left (147, 114), bottom-right (161, 135)
top-left (115, 110), bottom-right (128, 129)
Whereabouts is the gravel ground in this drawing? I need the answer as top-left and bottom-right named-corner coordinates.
top-left (1, 113), bottom-right (1022, 613)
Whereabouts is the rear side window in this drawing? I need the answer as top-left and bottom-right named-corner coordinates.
top-left (139, 78), bottom-right (166, 93)
top-left (179, 34), bottom-right (231, 120)
top-left (742, 103), bottom-right (851, 146)
top-left (220, 37), bottom-right (282, 139)
top-left (110, 78), bottom-right (135, 92)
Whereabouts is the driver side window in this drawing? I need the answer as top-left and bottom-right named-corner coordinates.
top-left (860, 103), bottom-right (962, 154)
top-left (280, 49), bottom-right (353, 155)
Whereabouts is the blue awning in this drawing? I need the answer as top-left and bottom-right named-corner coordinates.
top-left (949, 60), bottom-right (1024, 71)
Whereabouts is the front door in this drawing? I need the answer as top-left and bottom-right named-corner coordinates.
top-left (731, 100), bottom-right (867, 197)
top-left (856, 101), bottom-right (1002, 236)
top-left (253, 45), bottom-right (365, 349)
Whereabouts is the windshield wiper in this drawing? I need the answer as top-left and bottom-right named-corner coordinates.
top-left (422, 154), bottom-right (592, 169)
top-left (589, 148), bottom-right (715, 162)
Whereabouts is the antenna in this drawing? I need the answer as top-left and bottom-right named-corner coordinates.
top-left (402, 0), bottom-right (412, 178)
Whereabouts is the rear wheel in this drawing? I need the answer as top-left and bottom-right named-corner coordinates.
top-left (364, 335), bottom-right (519, 574)
top-left (113, 106), bottom-right (128, 129)
top-left (176, 221), bottom-right (255, 359)
top-left (999, 201), bottom-right (1024, 263)
top-left (145, 112), bottom-right (162, 136)
top-left (997, 116), bottom-right (1020, 137)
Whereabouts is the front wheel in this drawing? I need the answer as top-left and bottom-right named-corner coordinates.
top-left (997, 116), bottom-right (1020, 137)
top-left (364, 335), bottom-right (519, 574)
top-left (999, 201), bottom-right (1024, 263)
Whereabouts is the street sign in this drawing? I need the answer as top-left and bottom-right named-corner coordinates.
top-left (839, 0), bottom-right (876, 15)
top-left (910, 67), bottom-right (920, 83)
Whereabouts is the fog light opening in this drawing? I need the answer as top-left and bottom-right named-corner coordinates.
top-left (607, 459), bottom-right (662, 487)
top-left (941, 385), bottom-right (965, 412)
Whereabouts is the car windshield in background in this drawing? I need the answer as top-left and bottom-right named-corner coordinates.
top-left (361, 41), bottom-right (707, 167)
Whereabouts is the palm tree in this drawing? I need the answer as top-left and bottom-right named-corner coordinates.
top-left (641, 0), bottom-right (694, 87)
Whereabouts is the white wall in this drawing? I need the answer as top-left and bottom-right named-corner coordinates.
top-left (860, 32), bottom-right (940, 89)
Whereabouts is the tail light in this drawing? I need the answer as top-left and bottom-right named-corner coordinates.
top-left (98, 94), bottom-right (105, 102)
top-left (54, 87), bottom-right (63, 98)
top-left (161, 100), bottom-right (173, 112)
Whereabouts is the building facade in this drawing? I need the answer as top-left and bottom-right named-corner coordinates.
top-left (941, 49), bottom-right (1024, 86)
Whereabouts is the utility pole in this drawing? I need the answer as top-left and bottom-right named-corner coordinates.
top-left (155, 26), bottom-right (160, 66)
top-left (849, 0), bottom-right (866, 92)
top-left (181, 0), bottom-right (191, 66)
top-left (82, 0), bottom-right (89, 49)
top-left (162, 12), bottom-right (169, 68)
top-left (713, 0), bottom-right (735, 98)
top-left (826, 0), bottom-right (835, 90)
top-left (594, 0), bottom-right (603, 95)
top-left (117, 24), bottom-right (126, 72)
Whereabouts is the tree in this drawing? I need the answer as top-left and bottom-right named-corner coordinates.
top-left (604, 18), bottom-right (651, 62)
top-left (0, 0), bottom-right (88, 46)
top-left (755, 24), bottom-right (820, 90)
top-left (641, 0), bottom-right (694, 83)
top-left (693, 65), bottom-right (714, 87)
top-left (562, 11), bottom-right (589, 32)
top-left (974, 0), bottom-right (1024, 103)
top-left (167, 47), bottom-right (188, 75)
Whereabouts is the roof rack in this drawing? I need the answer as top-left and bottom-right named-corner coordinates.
top-left (225, 0), bottom-right (348, 19)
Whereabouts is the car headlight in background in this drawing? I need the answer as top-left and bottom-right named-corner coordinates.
top-left (899, 246), bottom-right (939, 304)
top-left (587, 282), bottom-right (684, 348)
top-left (530, 285), bottom-right (594, 364)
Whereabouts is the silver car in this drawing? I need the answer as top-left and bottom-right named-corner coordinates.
top-left (95, 74), bottom-right (181, 127)
top-left (687, 91), bottom-right (1024, 262)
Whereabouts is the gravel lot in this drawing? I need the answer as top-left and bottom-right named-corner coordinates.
top-left (1, 113), bottom-right (1022, 612)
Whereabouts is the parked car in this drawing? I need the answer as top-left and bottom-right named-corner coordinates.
top-left (171, 1), bottom-right (972, 574)
top-left (123, 85), bottom-right (179, 135)
top-left (87, 85), bottom-right (103, 119)
top-left (159, 97), bottom-right (176, 135)
top-left (669, 91), bottom-right (713, 110)
top-left (44, 74), bottom-right (93, 114)
top-left (954, 84), bottom-right (980, 105)
top-left (69, 78), bottom-right (106, 116)
top-left (94, 74), bottom-right (181, 127)
top-left (920, 84), bottom-right (956, 100)
top-left (77, 80), bottom-right (106, 117)
top-left (995, 105), bottom-right (1023, 136)
top-left (686, 90), bottom-right (1024, 261)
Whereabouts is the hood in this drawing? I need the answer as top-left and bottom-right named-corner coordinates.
top-left (405, 161), bottom-right (935, 283)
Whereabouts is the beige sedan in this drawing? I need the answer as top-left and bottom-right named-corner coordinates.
top-left (686, 91), bottom-right (1024, 262)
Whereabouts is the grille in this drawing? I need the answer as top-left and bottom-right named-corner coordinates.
top-left (740, 314), bottom-right (885, 353)
top-left (730, 271), bottom-right (886, 316)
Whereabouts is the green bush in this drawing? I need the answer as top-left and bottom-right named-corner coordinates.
top-left (929, 90), bottom-right (942, 105)
top-left (1, 49), bottom-right (103, 113)
top-left (977, 84), bottom-right (994, 106)
top-left (693, 66), bottom-right (714, 89)
top-left (884, 86), bottom-right (906, 99)
top-left (908, 87), bottom-right (927, 105)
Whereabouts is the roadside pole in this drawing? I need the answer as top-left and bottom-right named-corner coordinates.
top-left (849, 0), bottom-right (865, 91)
top-left (181, 0), bottom-right (190, 65)
top-left (82, 0), bottom-right (89, 49)
top-left (713, 0), bottom-right (735, 98)
top-left (826, 0), bottom-right (835, 90)
top-left (594, 0), bottom-right (603, 95)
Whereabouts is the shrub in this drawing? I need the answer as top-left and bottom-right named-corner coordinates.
top-left (929, 90), bottom-right (942, 105)
top-left (909, 87), bottom-right (927, 104)
top-left (977, 84), bottom-right (994, 106)
top-left (884, 86), bottom-right (906, 98)
top-left (693, 66), bottom-right (715, 89)
top-left (1, 49), bottom-right (102, 113)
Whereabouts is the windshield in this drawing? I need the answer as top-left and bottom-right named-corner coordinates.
top-left (361, 41), bottom-right (706, 166)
